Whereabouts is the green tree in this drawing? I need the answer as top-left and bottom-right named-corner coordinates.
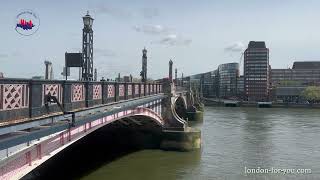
top-left (301, 86), bottom-right (320, 103)
top-left (279, 80), bottom-right (301, 86)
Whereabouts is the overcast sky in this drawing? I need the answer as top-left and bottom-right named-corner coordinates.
top-left (1, 0), bottom-right (320, 79)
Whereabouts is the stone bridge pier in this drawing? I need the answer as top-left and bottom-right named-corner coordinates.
top-left (185, 83), bottom-right (204, 122)
top-left (159, 78), bottom-right (202, 151)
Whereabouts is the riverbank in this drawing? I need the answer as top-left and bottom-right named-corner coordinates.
top-left (203, 100), bottom-right (320, 108)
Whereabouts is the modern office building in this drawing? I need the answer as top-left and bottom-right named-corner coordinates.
top-left (237, 75), bottom-right (244, 97)
top-left (271, 61), bottom-right (320, 86)
top-left (271, 61), bottom-right (320, 102)
top-left (244, 41), bottom-right (270, 101)
top-left (292, 61), bottom-right (320, 69)
top-left (202, 71), bottom-right (213, 97)
top-left (218, 63), bottom-right (239, 97)
top-left (201, 70), bottom-right (219, 98)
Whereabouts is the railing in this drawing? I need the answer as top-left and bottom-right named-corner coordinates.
top-left (0, 79), bottom-right (163, 123)
top-left (0, 107), bottom-right (163, 180)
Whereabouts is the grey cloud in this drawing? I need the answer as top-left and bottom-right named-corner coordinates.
top-left (95, 5), bottom-right (132, 18)
top-left (12, 51), bottom-right (22, 57)
top-left (0, 51), bottom-right (21, 59)
top-left (141, 8), bottom-right (159, 19)
top-left (70, 48), bottom-right (116, 57)
top-left (0, 54), bottom-right (9, 58)
top-left (94, 4), bottom-right (159, 19)
top-left (224, 42), bottom-right (245, 52)
top-left (94, 48), bottom-right (116, 57)
top-left (154, 34), bottom-right (192, 46)
top-left (133, 24), bottom-right (170, 35)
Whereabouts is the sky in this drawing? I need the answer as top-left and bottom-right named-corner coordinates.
top-left (1, 0), bottom-right (320, 80)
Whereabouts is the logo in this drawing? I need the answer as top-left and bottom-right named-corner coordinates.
top-left (15, 10), bottom-right (40, 36)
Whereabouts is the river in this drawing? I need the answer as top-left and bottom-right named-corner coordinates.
top-left (28, 107), bottom-right (320, 180)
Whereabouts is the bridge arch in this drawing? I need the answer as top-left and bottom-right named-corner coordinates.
top-left (173, 96), bottom-right (188, 120)
top-left (0, 107), bottom-right (164, 180)
top-left (22, 108), bottom-right (166, 179)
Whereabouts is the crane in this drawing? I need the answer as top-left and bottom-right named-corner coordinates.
top-left (239, 52), bottom-right (244, 67)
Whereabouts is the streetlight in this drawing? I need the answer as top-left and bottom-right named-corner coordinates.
top-left (83, 11), bottom-right (94, 28)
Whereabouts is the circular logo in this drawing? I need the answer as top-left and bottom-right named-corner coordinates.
top-left (15, 10), bottom-right (40, 36)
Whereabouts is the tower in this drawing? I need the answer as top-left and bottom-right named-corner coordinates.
top-left (181, 73), bottom-right (184, 86)
top-left (82, 11), bottom-right (94, 81)
top-left (244, 41), bottom-right (269, 101)
top-left (169, 59), bottom-right (173, 82)
top-left (175, 68), bottom-right (177, 81)
top-left (140, 47), bottom-right (147, 82)
top-left (44, 60), bottom-right (53, 80)
top-left (94, 68), bottom-right (97, 81)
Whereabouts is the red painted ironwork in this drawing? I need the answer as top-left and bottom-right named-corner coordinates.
top-left (92, 85), bottom-right (102, 100)
top-left (71, 84), bottom-right (85, 102)
top-left (0, 104), bottom-right (163, 180)
top-left (119, 84), bottom-right (124, 97)
top-left (1, 84), bottom-right (29, 111)
top-left (107, 85), bottom-right (115, 98)
top-left (42, 84), bottom-right (62, 105)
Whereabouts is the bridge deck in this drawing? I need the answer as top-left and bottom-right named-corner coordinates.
top-left (0, 94), bottom-right (165, 151)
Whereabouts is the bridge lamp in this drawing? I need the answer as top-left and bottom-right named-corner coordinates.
top-left (83, 12), bottom-right (94, 28)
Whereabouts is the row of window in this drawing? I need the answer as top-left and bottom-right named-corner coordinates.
top-left (245, 78), bottom-right (268, 81)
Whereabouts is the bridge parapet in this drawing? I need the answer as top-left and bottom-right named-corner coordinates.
top-left (0, 78), bottom-right (162, 124)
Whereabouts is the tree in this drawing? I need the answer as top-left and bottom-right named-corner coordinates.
top-left (301, 86), bottom-right (320, 103)
top-left (279, 80), bottom-right (301, 86)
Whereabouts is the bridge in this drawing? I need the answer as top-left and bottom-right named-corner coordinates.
top-left (0, 72), bottom-right (203, 179)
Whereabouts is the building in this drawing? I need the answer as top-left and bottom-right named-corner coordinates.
top-left (292, 61), bottom-right (320, 69)
top-left (237, 75), bottom-right (244, 98)
top-left (218, 63), bottom-right (239, 98)
top-left (271, 61), bottom-right (320, 102)
top-left (272, 61), bottom-right (320, 86)
top-left (0, 72), bottom-right (3, 79)
top-left (32, 76), bottom-right (44, 80)
top-left (202, 70), bottom-right (219, 98)
top-left (274, 86), bottom-right (306, 103)
top-left (244, 41), bottom-right (270, 101)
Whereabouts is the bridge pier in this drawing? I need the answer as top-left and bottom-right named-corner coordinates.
top-left (160, 128), bottom-right (201, 151)
top-left (186, 110), bottom-right (204, 122)
top-left (160, 79), bottom-right (201, 151)
top-left (185, 85), bottom-right (204, 122)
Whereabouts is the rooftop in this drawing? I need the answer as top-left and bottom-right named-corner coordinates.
top-left (248, 41), bottom-right (266, 48)
top-left (292, 61), bottom-right (320, 69)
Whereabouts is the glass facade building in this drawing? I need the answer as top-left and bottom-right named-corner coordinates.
top-left (218, 63), bottom-right (239, 98)
top-left (237, 75), bottom-right (245, 98)
top-left (201, 70), bottom-right (219, 98)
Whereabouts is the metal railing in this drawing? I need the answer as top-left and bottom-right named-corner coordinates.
top-left (0, 78), bottom-right (163, 124)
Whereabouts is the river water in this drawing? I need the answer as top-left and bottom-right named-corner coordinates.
top-left (27, 107), bottom-right (320, 180)
top-left (77, 107), bottom-right (320, 180)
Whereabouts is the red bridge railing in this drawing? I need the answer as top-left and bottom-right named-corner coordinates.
top-left (0, 79), bottom-right (163, 125)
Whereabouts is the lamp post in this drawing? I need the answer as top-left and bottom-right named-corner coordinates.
top-left (140, 47), bottom-right (147, 82)
top-left (175, 68), bottom-right (177, 86)
top-left (169, 60), bottom-right (173, 83)
top-left (82, 11), bottom-right (94, 81)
